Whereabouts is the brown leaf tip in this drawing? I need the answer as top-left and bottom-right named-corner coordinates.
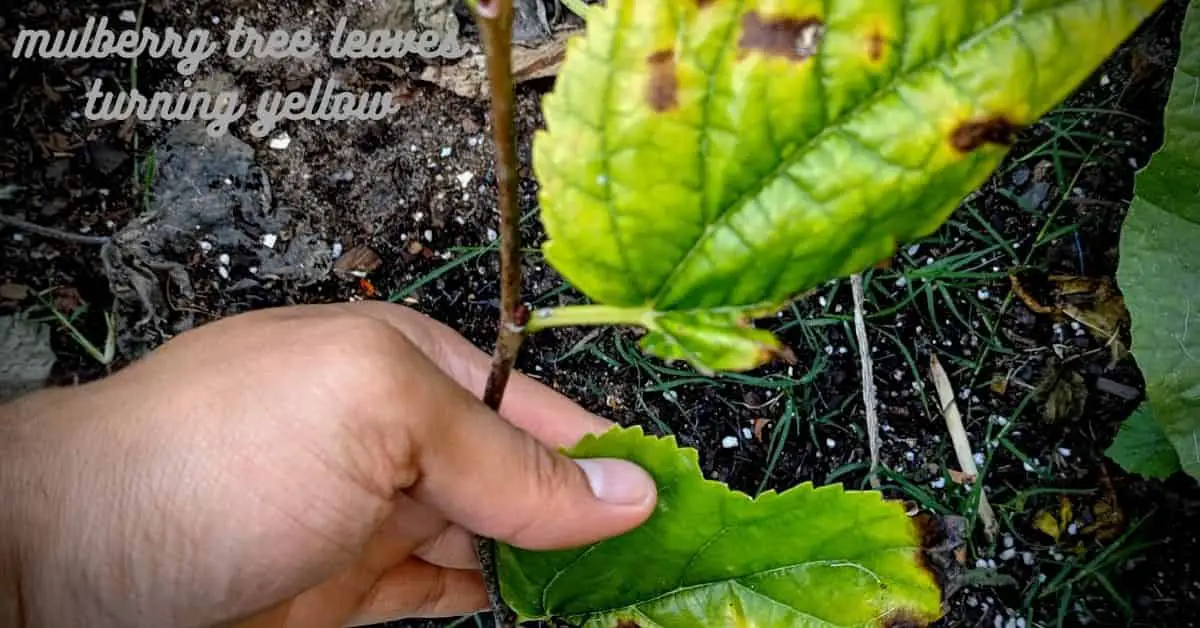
top-left (646, 49), bottom-right (679, 112)
top-left (951, 116), bottom-right (1024, 152)
top-left (739, 12), bottom-right (825, 62)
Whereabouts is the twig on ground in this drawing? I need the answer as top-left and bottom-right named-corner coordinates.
top-left (0, 214), bottom-right (111, 246)
top-left (930, 354), bottom-right (999, 542)
top-left (851, 273), bottom-right (881, 489)
top-left (470, 1), bottom-right (524, 626)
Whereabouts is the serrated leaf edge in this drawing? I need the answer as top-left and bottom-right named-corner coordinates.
top-left (527, 426), bottom-right (942, 625)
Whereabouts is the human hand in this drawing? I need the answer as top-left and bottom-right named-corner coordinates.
top-left (0, 302), bottom-right (657, 628)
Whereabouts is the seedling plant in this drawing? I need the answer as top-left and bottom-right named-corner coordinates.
top-left (455, 1), bottom-right (1164, 626)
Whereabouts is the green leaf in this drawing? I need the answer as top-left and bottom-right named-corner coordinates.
top-left (498, 426), bottom-right (943, 627)
top-left (1105, 404), bottom-right (1183, 480)
top-left (1116, 0), bottom-right (1200, 481)
top-left (534, 0), bottom-right (1163, 372)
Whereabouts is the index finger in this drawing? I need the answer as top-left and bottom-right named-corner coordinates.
top-left (336, 301), bottom-right (614, 449)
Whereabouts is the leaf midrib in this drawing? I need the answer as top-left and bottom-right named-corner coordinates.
top-left (648, 0), bottom-right (1071, 306)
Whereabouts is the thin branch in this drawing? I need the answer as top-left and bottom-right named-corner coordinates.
top-left (851, 273), bottom-right (881, 489)
top-left (0, 214), bottom-right (112, 246)
top-left (470, 1), bottom-right (524, 626)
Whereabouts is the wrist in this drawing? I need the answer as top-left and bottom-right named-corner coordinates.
top-left (0, 387), bottom-right (87, 628)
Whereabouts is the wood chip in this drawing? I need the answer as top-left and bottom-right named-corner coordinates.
top-left (1095, 377), bottom-right (1141, 401)
top-left (931, 353), bottom-right (998, 542)
top-left (0, 283), bottom-right (30, 301)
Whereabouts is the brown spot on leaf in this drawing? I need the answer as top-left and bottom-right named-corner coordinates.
top-left (867, 31), bottom-right (886, 62)
top-left (951, 116), bottom-right (1024, 152)
top-left (738, 12), bottom-right (824, 62)
top-left (696, 0), bottom-right (716, 7)
top-left (614, 620), bottom-right (641, 628)
top-left (646, 49), bottom-right (679, 112)
top-left (879, 610), bottom-right (933, 628)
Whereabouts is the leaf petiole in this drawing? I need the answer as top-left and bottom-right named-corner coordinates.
top-left (524, 304), bottom-right (654, 332)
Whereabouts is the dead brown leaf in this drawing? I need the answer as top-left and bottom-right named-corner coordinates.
top-left (1040, 362), bottom-right (1088, 424)
top-left (334, 245), bottom-right (383, 277)
top-left (1010, 272), bottom-right (1130, 365)
top-left (419, 30), bottom-right (577, 100)
top-left (752, 418), bottom-right (771, 443)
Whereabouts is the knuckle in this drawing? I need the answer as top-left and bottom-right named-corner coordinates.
top-left (307, 316), bottom-right (412, 391)
top-left (502, 442), bottom-right (577, 546)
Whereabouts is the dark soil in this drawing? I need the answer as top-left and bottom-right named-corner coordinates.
top-left (2, 1), bottom-right (1199, 627)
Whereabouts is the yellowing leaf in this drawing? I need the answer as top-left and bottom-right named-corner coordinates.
top-left (533, 0), bottom-right (1164, 372)
top-left (1032, 496), bottom-right (1074, 542)
top-left (499, 427), bottom-right (943, 627)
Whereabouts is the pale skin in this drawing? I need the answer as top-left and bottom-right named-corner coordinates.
top-left (0, 302), bottom-right (658, 627)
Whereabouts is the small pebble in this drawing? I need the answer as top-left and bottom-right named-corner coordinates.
top-left (261, 234), bottom-right (278, 249)
top-left (1022, 552), bottom-right (1035, 566)
top-left (907, 244), bottom-right (920, 256)
top-left (905, 451), bottom-right (916, 462)
top-left (440, 146), bottom-right (452, 158)
top-left (825, 438), bottom-right (836, 449)
top-left (217, 266), bottom-right (229, 279)
top-left (721, 436), bottom-right (739, 449)
top-left (973, 452), bottom-right (986, 466)
top-left (1100, 74), bottom-right (1112, 87)
top-left (1023, 461), bottom-right (1036, 472)
top-left (199, 241), bottom-right (213, 252)
top-left (931, 477), bottom-right (946, 489)
top-left (218, 253), bottom-right (231, 265)
top-left (1067, 523), bottom-right (1078, 536)
top-left (486, 228), bottom-right (498, 242)
top-left (1000, 548), bottom-right (1017, 561)
top-left (1058, 447), bottom-right (1072, 457)
top-left (456, 171), bottom-right (474, 187)
top-left (118, 9), bottom-right (137, 23)
top-left (976, 558), bottom-right (989, 569)
top-left (978, 288), bottom-right (991, 300)
top-left (331, 242), bottom-right (343, 258)
top-left (741, 428), bottom-right (753, 439)
top-left (1003, 534), bottom-right (1014, 548)
top-left (423, 230), bottom-right (433, 241)
top-left (895, 276), bottom-right (908, 288)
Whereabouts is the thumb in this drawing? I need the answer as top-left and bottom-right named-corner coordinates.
top-left (401, 374), bottom-right (657, 551)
